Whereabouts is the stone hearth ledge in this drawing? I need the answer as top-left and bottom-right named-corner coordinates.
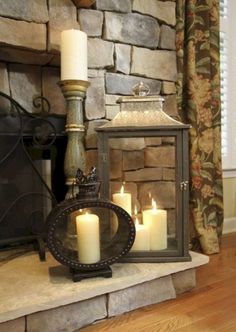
top-left (0, 251), bottom-right (208, 325)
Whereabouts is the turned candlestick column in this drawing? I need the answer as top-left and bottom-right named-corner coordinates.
top-left (58, 80), bottom-right (90, 198)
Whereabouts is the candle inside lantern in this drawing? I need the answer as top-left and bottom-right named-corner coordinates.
top-left (61, 29), bottom-right (87, 81)
top-left (142, 199), bottom-right (167, 250)
top-left (76, 212), bottom-right (100, 264)
top-left (112, 185), bottom-right (132, 215)
top-left (131, 217), bottom-right (150, 251)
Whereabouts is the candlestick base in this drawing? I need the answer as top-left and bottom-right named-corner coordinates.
top-left (71, 266), bottom-right (112, 282)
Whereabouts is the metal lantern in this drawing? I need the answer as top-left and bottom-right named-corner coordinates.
top-left (46, 167), bottom-right (135, 281)
top-left (96, 85), bottom-right (191, 263)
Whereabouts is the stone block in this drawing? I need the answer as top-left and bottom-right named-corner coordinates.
top-left (0, 63), bottom-right (10, 113)
top-left (96, 0), bottom-right (131, 13)
top-left (161, 81), bottom-right (176, 95)
top-left (172, 269), bottom-right (196, 295)
top-left (9, 64), bottom-right (41, 113)
top-left (139, 181), bottom-right (176, 209)
top-left (133, 0), bottom-right (176, 26)
top-left (105, 94), bottom-right (121, 105)
top-left (108, 275), bottom-right (176, 316)
top-left (115, 43), bottom-right (131, 74)
top-left (110, 149), bottom-right (122, 179)
top-left (78, 9), bottom-right (103, 37)
top-left (0, 317), bottom-right (25, 332)
top-left (145, 146), bottom-right (175, 168)
top-left (0, 0), bottom-right (49, 23)
top-left (48, 0), bottom-right (79, 52)
top-left (27, 295), bottom-right (107, 332)
top-left (85, 76), bottom-right (106, 120)
top-left (109, 137), bottom-right (145, 151)
top-left (163, 168), bottom-right (175, 181)
top-left (0, 47), bottom-right (53, 66)
top-left (106, 73), bottom-right (161, 95)
top-left (123, 150), bottom-right (144, 171)
top-left (42, 67), bottom-right (66, 115)
top-left (88, 69), bottom-right (106, 78)
top-left (163, 95), bottom-right (178, 117)
top-left (124, 167), bottom-right (162, 182)
top-left (104, 12), bottom-right (159, 48)
top-left (106, 105), bottom-right (120, 120)
top-left (0, 17), bottom-right (46, 51)
top-left (85, 119), bottom-right (108, 148)
top-left (160, 25), bottom-right (176, 50)
top-left (88, 38), bottom-right (114, 68)
top-left (144, 137), bottom-right (162, 146)
top-left (131, 47), bottom-right (177, 81)
top-left (85, 149), bottom-right (98, 173)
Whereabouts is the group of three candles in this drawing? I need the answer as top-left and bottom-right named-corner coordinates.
top-left (76, 186), bottom-right (167, 264)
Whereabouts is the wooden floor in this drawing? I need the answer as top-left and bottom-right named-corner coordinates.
top-left (80, 232), bottom-right (236, 332)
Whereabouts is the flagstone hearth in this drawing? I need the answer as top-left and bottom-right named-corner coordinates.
top-left (0, 249), bottom-right (208, 332)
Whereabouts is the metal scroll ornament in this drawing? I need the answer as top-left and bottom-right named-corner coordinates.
top-left (46, 167), bottom-right (136, 282)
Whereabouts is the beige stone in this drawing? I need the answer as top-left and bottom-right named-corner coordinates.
top-left (163, 95), bottom-right (178, 117)
top-left (0, 317), bottom-right (25, 332)
top-left (115, 43), bottom-right (131, 74)
top-left (161, 81), bottom-right (176, 95)
top-left (145, 146), bottom-right (175, 168)
top-left (85, 119), bottom-right (109, 148)
top-left (105, 105), bottom-right (120, 120)
top-left (124, 167), bottom-right (162, 182)
top-left (110, 150), bottom-right (122, 179)
top-left (42, 67), bottom-right (66, 115)
top-left (0, 63), bottom-right (10, 113)
top-left (163, 168), bottom-right (175, 181)
top-left (9, 64), bottom-right (41, 113)
top-left (0, 17), bottom-right (46, 51)
top-left (85, 149), bottom-right (98, 173)
top-left (172, 269), bottom-right (196, 295)
top-left (85, 76), bottom-right (106, 120)
top-left (131, 47), bottom-right (177, 82)
top-left (108, 275), bottom-right (176, 316)
top-left (133, 0), bottom-right (176, 26)
top-left (105, 94), bottom-right (121, 105)
top-left (48, 0), bottom-right (79, 51)
top-left (145, 137), bottom-right (162, 146)
top-left (123, 150), bottom-right (144, 171)
top-left (160, 25), bottom-right (176, 50)
top-left (88, 38), bottom-right (114, 69)
top-left (109, 137), bottom-right (145, 151)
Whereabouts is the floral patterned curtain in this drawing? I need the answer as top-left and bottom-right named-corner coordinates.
top-left (176, 0), bottom-right (224, 254)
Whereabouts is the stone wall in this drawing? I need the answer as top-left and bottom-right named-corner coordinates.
top-left (0, 0), bottom-right (178, 213)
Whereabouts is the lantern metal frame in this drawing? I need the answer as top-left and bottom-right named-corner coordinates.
top-left (96, 95), bottom-right (191, 263)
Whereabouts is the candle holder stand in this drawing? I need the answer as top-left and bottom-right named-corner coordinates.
top-left (58, 79), bottom-right (90, 198)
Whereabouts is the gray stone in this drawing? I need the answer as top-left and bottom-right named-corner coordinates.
top-left (48, 0), bottom-right (80, 52)
top-left (85, 119), bottom-right (108, 148)
top-left (145, 146), bottom-right (175, 167)
top-left (9, 64), bottom-right (41, 113)
top-left (106, 105), bottom-right (120, 120)
top-left (106, 73), bottom-right (161, 95)
top-left (78, 9), bottom-right (103, 37)
top-left (27, 296), bottom-right (107, 332)
top-left (133, 0), bottom-right (176, 26)
top-left (105, 94), bottom-right (122, 105)
top-left (131, 47), bottom-right (177, 81)
top-left (104, 12), bottom-right (159, 48)
top-left (160, 25), bottom-right (176, 50)
top-left (0, 0), bottom-right (48, 23)
top-left (123, 151), bottom-right (144, 171)
top-left (109, 137), bottom-right (145, 151)
top-left (0, 47), bottom-right (53, 66)
top-left (85, 150), bottom-right (98, 174)
top-left (110, 150), bottom-right (122, 179)
top-left (88, 38), bottom-right (114, 68)
top-left (124, 167), bottom-right (162, 182)
top-left (108, 275), bottom-right (176, 316)
top-left (161, 81), bottom-right (176, 95)
top-left (139, 181), bottom-right (176, 209)
top-left (0, 63), bottom-right (10, 113)
top-left (172, 269), bottom-right (196, 295)
top-left (163, 168), bottom-right (175, 181)
top-left (0, 317), bottom-right (25, 332)
top-left (115, 44), bottom-right (131, 74)
top-left (163, 95), bottom-right (178, 117)
top-left (85, 76), bottom-right (106, 120)
top-left (88, 69), bottom-right (106, 78)
top-left (96, 0), bottom-right (131, 13)
top-left (144, 137), bottom-right (162, 146)
top-left (42, 67), bottom-right (66, 115)
top-left (0, 17), bottom-right (46, 51)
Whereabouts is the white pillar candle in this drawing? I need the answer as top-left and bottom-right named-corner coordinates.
top-left (112, 185), bottom-right (132, 215)
top-left (142, 199), bottom-right (167, 250)
top-left (61, 29), bottom-right (87, 81)
top-left (131, 218), bottom-right (150, 251)
top-left (76, 212), bottom-right (100, 264)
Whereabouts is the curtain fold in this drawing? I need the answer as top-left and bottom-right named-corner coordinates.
top-left (176, 0), bottom-right (224, 254)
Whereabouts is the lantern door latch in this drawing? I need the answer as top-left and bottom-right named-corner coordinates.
top-left (180, 181), bottom-right (188, 191)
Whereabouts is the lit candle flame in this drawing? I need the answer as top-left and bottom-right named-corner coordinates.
top-left (120, 185), bottom-right (124, 194)
top-left (152, 198), bottom-right (157, 211)
top-left (134, 205), bottom-right (138, 215)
